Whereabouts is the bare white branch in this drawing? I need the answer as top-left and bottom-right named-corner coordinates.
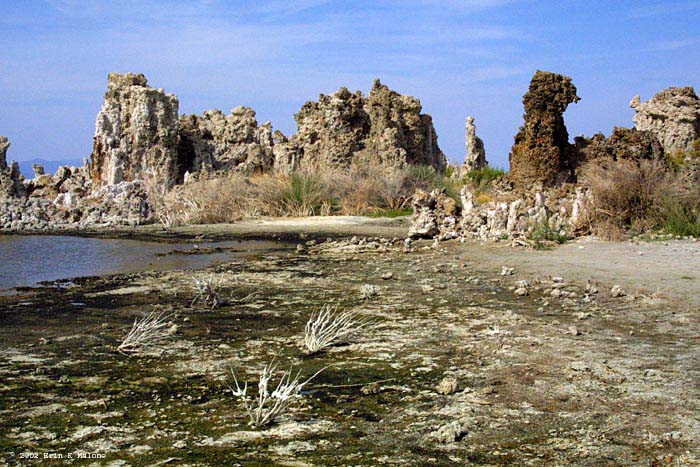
top-left (191, 274), bottom-right (223, 309)
top-left (228, 361), bottom-right (325, 427)
top-left (117, 308), bottom-right (175, 356)
top-left (304, 304), bottom-right (372, 354)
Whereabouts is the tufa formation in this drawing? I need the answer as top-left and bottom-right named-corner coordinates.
top-left (463, 116), bottom-right (487, 172)
top-left (509, 70), bottom-right (580, 188)
top-left (274, 79), bottom-right (446, 172)
top-left (630, 86), bottom-right (700, 156)
top-left (178, 106), bottom-right (278, 177)
top-left (91, 73), bottom-right (181, 191)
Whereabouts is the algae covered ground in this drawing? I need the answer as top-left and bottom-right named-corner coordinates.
top-left (1, 229), bottom-right (699, 466)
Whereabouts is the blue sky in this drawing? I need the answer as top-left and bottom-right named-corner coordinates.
top-left (0, 0), bottom-right (698, 169)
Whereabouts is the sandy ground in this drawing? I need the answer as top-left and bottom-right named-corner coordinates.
top-left (447, 237), bottom-right (700, 309)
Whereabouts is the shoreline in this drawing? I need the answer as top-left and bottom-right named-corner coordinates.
top-left (0, 215), bottom-right (411, 243)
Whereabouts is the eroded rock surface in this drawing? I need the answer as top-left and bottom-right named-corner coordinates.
top-left (0, 136), bottom-right (25, 200)
top-left (509, 71), bottom-right (580, 188)
top-left (574, 127), bottom-right (665, 167)
top-left (90, 73), bottom-right (181, 191)
top-left (631, 86), bottom-right (700, 155)
top-left (276, 80), bottom-right (446, 171)
top-left (408, 189), bottom-right (460, 240)
top-left (463, 116), bottom-right (487, 172)
top-left (178, 106), bottom-right (277, 176)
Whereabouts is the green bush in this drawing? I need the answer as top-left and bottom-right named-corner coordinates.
top-left (282, 172), bottom-right (336, 216)
top-left (526, 215), bottom-right (570, 249)
top-left (660, 203), bottom-right (700, 237)
top-left (464, 166), bottom-right (506, 194)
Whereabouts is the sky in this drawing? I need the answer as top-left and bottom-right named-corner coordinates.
top-left (0, 0), bottom-right (698, 169)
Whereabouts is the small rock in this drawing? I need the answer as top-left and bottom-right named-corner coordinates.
top-left (500, 266), bottom-right (514, 276)
top-left (568, 326), bottom-right (581, 336)
top-left (611, 284), bottom-right (626, 298)
top-left (514, 287), bottom-right (529, 297)
top-left (436, 376), bottom-right (459, 395)
top-left (359, 284), bottom-right (380, 299)
top-left (361, 382), bottom-right (381, 395)
top-left (382, 272), bottom-right (393, 280)
top-left (431, 417), bottom-right (474, 443)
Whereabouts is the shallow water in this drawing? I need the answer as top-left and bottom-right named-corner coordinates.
top-left (0, 235), bottom-right (287, 289)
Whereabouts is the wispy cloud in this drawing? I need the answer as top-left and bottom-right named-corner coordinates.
top-left (627, 1), bottom-right (700, 19)
top-left (650, 37), bottom-right (700, 51)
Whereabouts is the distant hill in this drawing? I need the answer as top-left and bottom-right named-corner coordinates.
top-left (18, 158), bottom-right (86, 179)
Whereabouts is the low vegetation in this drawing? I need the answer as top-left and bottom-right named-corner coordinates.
top-left (304, 304), bottom-right (371, 354)
top-left (154, 164), bottom-right (462, 226)
top-left (462, 166), bottom-right (506, 194)
top-left (228, 362), bottom-right (325, 427)
top-left (191, 275), bottom-right (223, 309)
top-left (117, 308), bottom-right (175, 355)
top-left (526, 214), bottom-right (571, 249)
top-left (584, 158), bottom-right (700, 239)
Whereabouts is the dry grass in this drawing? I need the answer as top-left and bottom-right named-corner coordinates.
top-left (583, 159), bottom-right (700, 239)
top-left (117, 308), bottom-right (175, 356)
top-left (304, 304), bottom-right (372, 354)
top-left (155, 163), bottom-right (440, 225)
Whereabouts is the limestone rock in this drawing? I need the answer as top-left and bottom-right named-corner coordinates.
top-left (408, 189), bottom-right (460, 240)
top-left (463, 116), bottom-right (487, 172)
top-left (436, 375), bottom-right (459, 395)
top-left (631, 87), bottom-right (700, 155)
top-left (90, 73), bottom-right (181, 192)
top-left (277, 79), bottom-right (446, 171)
top-left (509, 71), bottom-right (580, 188)
top-left (574, 127), bottom-right (664, 167)
top-left (0, 136), bottom-right (9, 171)
top-left (431, 417), bottom-right (475, 443)
top-left (177, 106), bottom-right (276, 176)
top-left (0, 137), bottom-right (26, 200)
top-left (32, 164), bottom-right (45, 177)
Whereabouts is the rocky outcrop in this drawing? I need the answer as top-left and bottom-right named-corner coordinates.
top-left (509, 71), bottom-right (580, 189)
top-left (0, 136), bottom-right (9, 171)
top-left (0, 135), bottom-right (152, 230)
top-left (90, 73), bottom-right (181, 192)
top-left (0, 137), bottom-right (26, 200)
top-left (574, 127), bottom-right (664, 167)
top-left (177, 106), bottom-right (276, 176)
top-left (408, 185), bottom-right (592, 243)
top-left (463, 116), bottom-right (487, 172)
top-left (1, 177), bottom-right (152, 231)
top-left (275, 80), bottom-right (447, 172)
top-left (630, 87), bottom-right (700, 156)
top-left (408, 189), bottom-right (460, 240)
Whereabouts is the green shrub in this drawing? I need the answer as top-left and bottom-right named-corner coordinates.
top-left (282, 172), bottom-right (335, 216)
top-left (660, 203), bottom-right (700, 237)
top-left (464, 166), bottom-right (506, 194)
top-left (526, 215), bottom-right (570, 249)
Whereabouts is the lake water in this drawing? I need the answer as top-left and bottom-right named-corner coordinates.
top-left (0, 235), bottom-right (287, 290)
